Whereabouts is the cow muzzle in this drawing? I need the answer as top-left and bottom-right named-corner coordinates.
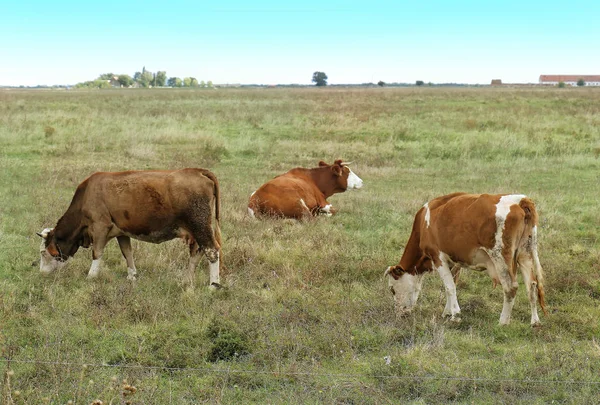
top-left (347, 170), bottom-right (363, 190)
top-left (39, 250), bottom-right (66, 274)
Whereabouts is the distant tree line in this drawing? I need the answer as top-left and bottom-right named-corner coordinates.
top-left (75, 67), bottom-right (213, 89)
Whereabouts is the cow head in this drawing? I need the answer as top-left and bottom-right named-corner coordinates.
top-left (318, 159), bottom-right (363, 192)
top-left (385, 265), bottom-right (425, 315)
top-left (37, 228), bottom-right (69, 274)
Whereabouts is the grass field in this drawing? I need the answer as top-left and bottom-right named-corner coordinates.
top-left (1, 86), bottom-right (599, 404)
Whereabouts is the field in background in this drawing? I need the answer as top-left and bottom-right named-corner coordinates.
top-left (1, 87), bottom-right (599, 403)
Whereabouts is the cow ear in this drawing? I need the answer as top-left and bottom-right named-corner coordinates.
top-left (318, 161), bottom-right (329, 167)
top-left (386, 265), bottom-right (404, 280)
top-left (334, 159), bottom-right (343, 166)
top-left (332, 165), bottom-right (342, 176)
top-left (415, 255), bottom-right (432, 272)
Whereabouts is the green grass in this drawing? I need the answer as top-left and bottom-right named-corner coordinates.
top-left (1, 87), bottom-right (599, 403)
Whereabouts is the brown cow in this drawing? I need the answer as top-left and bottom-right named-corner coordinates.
top-left (385, 193), bottom-right (546, 326)
top-left (38, 169), bottom-right (222, 289)
top-left (247, 160), bottom-right (363, 219)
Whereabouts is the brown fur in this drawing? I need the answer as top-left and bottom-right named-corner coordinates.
top-left (248, 159), bottom-right (354, 219)
top-left (43, 168), bottom-right (222, 275)
top-left (390, 193), bottom-right (546, 318)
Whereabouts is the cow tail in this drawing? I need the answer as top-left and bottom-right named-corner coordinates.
top-left (520, 198), bottom-right (547, 315)
top-left (531, 224), bottom-right (547, 315)
top-left (202, 170), bottom-right (222, 251)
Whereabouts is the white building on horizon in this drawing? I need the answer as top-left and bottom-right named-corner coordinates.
top-left (539, 75), bottom-right (600, 86)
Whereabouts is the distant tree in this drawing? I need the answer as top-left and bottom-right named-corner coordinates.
top-left (167, 77), bottom-right (182, 87)
top-left (183, 77), bottom-right (192, 87)
top-left (428, 82), bottom-right (433, 86)
top-left (312, 71), bottom-right (328, 86)
top-left (557, 81), bottom-right (566, 88)
top-left (577, 78), bottom-right (585, 87)
top-left (416, 80), bottom-right (424, 86)
top-left (133, 67), bottom-right (154, 87)
top-left (377, 81), bottom-right (385, 87)
top-left (98, 73), bottom-right (115, 80)
top-left (117, 74), bottom-right (134, 87)
top-left (75, 79), bottom-right (111, 89)
top-left (155, 71), bottom-right (167, 87)
top-left (141, 72), bottom-right (154, 87)
top-left (207, 80), bottom-right (213, 88)
top-left (200, 80), bottom-right (206, 88)
top-left (190, 78), bottom-right (198, 87)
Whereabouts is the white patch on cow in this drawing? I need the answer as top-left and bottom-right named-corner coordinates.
top-left (423, 202), bottom-right (431, 228)
top-left (208, 250), bottom-right (220, 288)
top-left (320, 204), bottom-right (333, 217)
top-left (87, 259), bottom-right (101, 278)
top-left (299, 198), bottom-right (309, 213)
top-left (387, 270), bottom-right (425, 315)
top-left (496, 194), bottom-right (526, 221)
top-left (492, 194), bottom-right (526, 254)
top-left (346, 169), bottom-right (363, 189)
top-left (247, 191), bottom-right (257, 218)
top-left (436, 252), bottom-right (461, 320)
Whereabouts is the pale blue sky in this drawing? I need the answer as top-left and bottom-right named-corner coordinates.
top-left (1, 1), bottom-right (599, 86)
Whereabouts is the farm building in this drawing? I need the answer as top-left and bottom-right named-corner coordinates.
top-left (539, 75), bottom-right (600, 86)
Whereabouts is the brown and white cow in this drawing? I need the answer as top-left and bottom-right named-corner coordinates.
top-left (385, 193), bottom-right (547, 326)
top-left (247, 160), bottom-right (363, 219)
top-left (38, 169), bottom-right (222, 289)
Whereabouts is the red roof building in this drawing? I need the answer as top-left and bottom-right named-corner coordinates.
top-left (539, 75), bottom-right (600, 86)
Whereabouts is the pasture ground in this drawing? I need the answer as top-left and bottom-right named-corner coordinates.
top-left (1, 87), bottom-right (599, 404)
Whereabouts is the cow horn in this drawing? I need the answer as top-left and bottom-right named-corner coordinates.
top-left (341, 161), bottom-right (353, 166)
top-left (37, 228), bottom-right (53, 239)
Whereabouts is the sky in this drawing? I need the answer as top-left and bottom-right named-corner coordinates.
top-left (1, 0), bottom-right (599, 86)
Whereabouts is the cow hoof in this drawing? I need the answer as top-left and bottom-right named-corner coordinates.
top-left (448, 314), bottom-right (461, 323)
top-left (531, 321), bottom-right (542, 328)
top-left (209, 282), bottom-right (222, 291)
top-left (127, 275), bottom-right (137, 281)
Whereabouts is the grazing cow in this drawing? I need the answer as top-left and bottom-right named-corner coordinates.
top-left (38, 169), bottom-right (222, 289)
top-left (247, 160), bottom-right (363, 219)
top-left (385, 193), bottom-right (547, 326)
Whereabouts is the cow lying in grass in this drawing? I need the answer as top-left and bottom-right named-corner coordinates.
top-left (248, 159), bottom-right (363, 219)
top-left (38, 169), bottom-right (222, 289)
top-left (386, 193), bottom-right (547, 326)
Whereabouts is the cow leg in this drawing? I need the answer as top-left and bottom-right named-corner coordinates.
top-left (186, 243), bottom-right (221, 290)
top-left (318, 204), bottom-right (337, 217)
top-left (88, 233), bottom-right (109, 279)
top-left (204, 247), bottom-right (221, 289)
top-left (494, 257), bottom-right (518, 325)
top-left (297, 198), bottom-right (315, 219)
top-left (117, 236), bottom-right (137, 281)
top-left (436, 253), bottom-right (461, 321)
top-left (517, 251), bottom-right (541, 326)
top-left (185, 241), bottom-right (203, 290)
top-left (450, 263), bottom-right (461, 285)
